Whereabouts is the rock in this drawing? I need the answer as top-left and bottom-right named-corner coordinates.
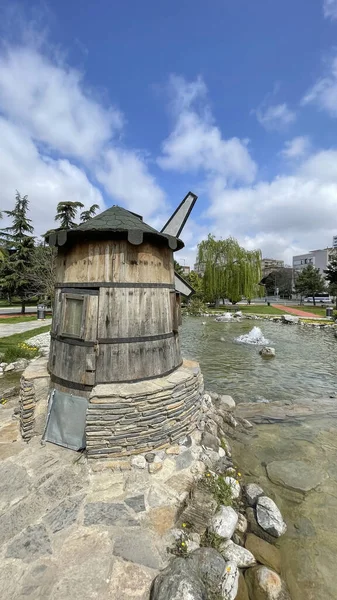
top-left (148, 461), bottom-right (163, 474)
top-left (6, 524), bottom-right (52, 562)
top-left (108, 558), bottom-right (155, 600)
top-left (166, 445), bottom-right (181, 455)
top-left (246, 508), bottom-right (278, 545)
top-left (14, 358), bottom-right (29, 370)
top-left (83, 502), bottom-right (138, 527)
top-left (245, 566), bottom-right (291, 600)
top-left (222, 413), bottom-right (238, 428)
top-left (125, 494), bottom-right (146, 513)
top-left (221, 561), bottom-right (239, 600)
top-left (175, 449), bottom-right (194, 470)
top-left (245, 483), bottom-right (264, 507)
top-left (44, 495), bottom-right (84, 533)
top-left (150, 557), bottom-right (206, 600)
top-left (178, 434), bottom-right (193, 448)
top-left (259, 347), bottom-right (276, 358)
top-left (145, 453), bottom-right (156, 463)
top-left (218, 447), bottom-right (226, 458)
top-left (245, 534), bottom-right (281, 573)
top-left (217, 395), bottom-right (236, 411)
top-left (215, 456), bottom-right (234, 475)
top-left (236, 512), bottom-right (248, 533)
top-left (236, 572), bottom-right (250, 600)
top-left (147, 505), bottom-right (178, 535)
top-left (201, 431), bottom-right (219, 452)
top-left (224, 476), bottom-right (241, 499)
top-left (209, 506), bottom-right (238, 539)
top-left (256, 496), bottom-right (287, 538)
top-left (282, 314), bottom-right (299, 324)
top-left (266, 460), bottom-right (326, 493)
top-left (220, 539), bottom-right (256, 568)
top-left (113, 529), bottom-right (163, 569)
top-left (208, 391), bottom-right (219, 401)
top-left (131, 455), bottom-right (147, 469)
top-left (232, 532), bottom-right (244, 546)
top-left (4, 363), bottom-right (15, 372)
top-left (187, 547), bottom-right (227, 590)
top-left (205, 419), bottom-right (218, 438)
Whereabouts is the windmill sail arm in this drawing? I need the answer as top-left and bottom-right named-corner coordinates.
top-left (161, 192), bottom-right (197, 238)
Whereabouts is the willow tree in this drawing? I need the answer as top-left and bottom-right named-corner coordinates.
top-left (196, 235), bottom-right (262, 304)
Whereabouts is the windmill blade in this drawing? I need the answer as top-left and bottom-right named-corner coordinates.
top-left (161, 192), bottom-right (197, 238)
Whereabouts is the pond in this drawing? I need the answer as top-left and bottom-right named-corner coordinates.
top-left (181, 317), bottom-right (337, 600)
top-left (181, 317), bottom-right (337, 402)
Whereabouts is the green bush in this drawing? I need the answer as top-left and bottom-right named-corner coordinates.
top-left (184, 297), bottom-right (208, 316)
top-left (4, 342), bottom-right (39, 363)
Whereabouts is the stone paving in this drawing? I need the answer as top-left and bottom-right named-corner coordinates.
top-left (0, 320), bottom-right (51, 338)
top-left (0, 399), bottom-right (201, 600)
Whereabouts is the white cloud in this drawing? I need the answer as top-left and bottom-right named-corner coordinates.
top-left (0, 38), bottom-right (167, 231)
top-left (0, 117), bottom-right (103, 235)
top-left (158, 75), bottom-right (257, 185)
top-left (0, 46), bottom-right (123, 161)
top-left (302, 55), bottom-right (337, 117)
top-left (281, 136), bottom-right (311, 159)
top-left (323, 0), bottom-right (337, 20)
top-left (256, 103), bottom-right (296, 131)
top-left (96, 148), bottom-right (166, 220)
top-left (204, 148), bottom-right (337, 265)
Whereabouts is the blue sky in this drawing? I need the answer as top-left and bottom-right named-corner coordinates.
top-left (1, 0), bottom-right (337, 266)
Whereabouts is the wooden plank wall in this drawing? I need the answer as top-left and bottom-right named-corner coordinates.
top-left (57, 241), bottom-right (174, 284)
top-left (97, 287), bottom-right (171, 339)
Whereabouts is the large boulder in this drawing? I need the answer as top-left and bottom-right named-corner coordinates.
top-left (259, 347), bottom-right (276, 359)
top-left (150, 558), bottom-right (206, 600)
top-left (187, 547), bottom-right (227, 590)
top-left (245, 566), bottom-right (291, 600)
top-left (281, 314), bottom-right (299, 324)
top-left (221, 561), bottom-right (239, 600)
top-left (256, 496), bottom-right (287, 538)
top-left (244, 483), bottom-right (264, 507)
top-left (246, 508), bottom-right (278, 545)
top-left (219, 539), bottom-right (256, 568)
top-left (245, 534), bottom-right (281, 573)
top-left (209, 506), bottom-right (238, 539)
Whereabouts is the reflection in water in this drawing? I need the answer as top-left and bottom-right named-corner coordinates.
top-left (181, 317), bottom-right (337, 600)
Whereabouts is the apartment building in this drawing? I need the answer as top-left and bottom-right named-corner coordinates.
top-left (333, 235), bottom-right (337, 249)
top-left (292, 248), bottom-right (334, 276)
top-left (261, 258), bottom-right (284, 278)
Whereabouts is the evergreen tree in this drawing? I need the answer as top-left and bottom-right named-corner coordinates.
top-left (80, 204), bottom-right (100, 223)
top-left (55, 201), bottom-right (84, 229)
top-left (174, 260), bottom-right (185, 277)
top-left (324, 252), bottom-right (337, 307)
top-left (0, 192), bottom-right (35, 312)
top-left (294, 264), bottom-right (325, 305)
top-left (196, 235), bottom-right (262, 304)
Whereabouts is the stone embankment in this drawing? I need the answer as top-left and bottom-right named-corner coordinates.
top-left (148, 390), bottom-right (291, 600)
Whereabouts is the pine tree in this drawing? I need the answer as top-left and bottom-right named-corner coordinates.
top-left (0, 192), bottom-right (35, 312)
top-left (80, 204), bottom-right (100, 223)
top-left (55, 201), bottom-right (84, 229)
top-left (294, 264), bottom-right (325, 305)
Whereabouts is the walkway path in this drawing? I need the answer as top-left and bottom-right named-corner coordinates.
top-left (272, 304), bottom-right (321, 318)
top-left (0, 320), bottom-right (51, 338)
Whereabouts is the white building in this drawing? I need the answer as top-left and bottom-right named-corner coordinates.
top-left (333, 235), bottom-right (337, 249)
top-left (292, 248), bottom-right (334, 277)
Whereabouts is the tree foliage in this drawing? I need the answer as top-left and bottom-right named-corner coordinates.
top-left (262, 268), bottom-right (293, 298)
top-left (174, 260), bottom-right (185, 277)
top-left (196, 235), bottom-right (262, 304)
top-left (324, 251), bottom-right (337, 306)
top-left (185, 270), bottom-right (204, 300)
top-left (0, 192), bottom-right (35, 312)
top-left (26, 243), bottom-right (57, 304)
top-left (294, 264), bottom-right (325, 305)
top-left (55, 201), bottom-right (84, 229)
top-left (80, 204), bottom-right (100, 223)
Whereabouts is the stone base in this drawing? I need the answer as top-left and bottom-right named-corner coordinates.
top-left (86, 360), bottom-right (204, 459)
top-left (19, 357), bottom-right (50, 442)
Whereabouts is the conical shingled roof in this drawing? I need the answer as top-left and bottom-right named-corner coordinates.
top-left (48, 205), bottom-right (183, 250)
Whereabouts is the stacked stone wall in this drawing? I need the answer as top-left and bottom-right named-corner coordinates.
top-left (86, 360), bottom-right (204, 458)
top-left (19, 357), bottom-right (50, 441)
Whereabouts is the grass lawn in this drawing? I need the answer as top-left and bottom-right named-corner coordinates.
top-left (208, 305), bottom-right (285, 315)
top-left (291, 305), bottom-right (330, 317)
top-left (0, 315), bottom-right (52, 324)
top-left (0, 325), bottom-right (50, 362)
